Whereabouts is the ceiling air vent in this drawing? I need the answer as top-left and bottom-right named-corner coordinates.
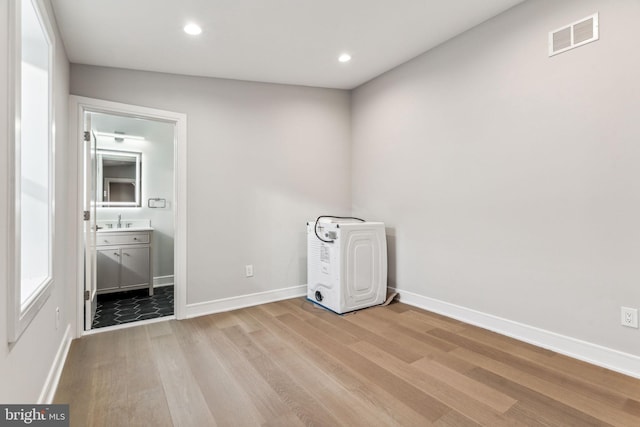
top-left (549, 13), bottom-right (599, 57)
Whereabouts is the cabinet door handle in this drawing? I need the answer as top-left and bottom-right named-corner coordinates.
top-left (123, 252), bottom-right (130, 256)
top-left (133, 237), bottom-right (138, 241)
top-left (114, 252), bottom-right (119, 256)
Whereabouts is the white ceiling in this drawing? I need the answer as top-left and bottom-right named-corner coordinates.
top-left (52, 0), bottom-right (525, 90)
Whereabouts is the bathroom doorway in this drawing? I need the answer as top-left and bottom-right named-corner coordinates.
top-left (71, 96), bottom-right (187, 335)
top-left (89, 112), bottom-right (175, 329)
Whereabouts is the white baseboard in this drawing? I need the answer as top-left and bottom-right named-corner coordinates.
top-left (392, 287), bottom-right (640, 379)
top-left (153, 275), bottom-right (174, 288)
top-left (38, 324), bottom-right (73, 404)
top-left (186, 285), bottom-right (307, 319)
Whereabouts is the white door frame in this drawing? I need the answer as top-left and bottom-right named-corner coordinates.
top-left (69, 95), bottom-right (187, 337)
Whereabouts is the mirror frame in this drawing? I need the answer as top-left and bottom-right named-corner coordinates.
top-left (96, 149), bottom-right (142, 207)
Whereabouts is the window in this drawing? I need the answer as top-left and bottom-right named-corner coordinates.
top-left (8, 0), bottom-right (55, 342)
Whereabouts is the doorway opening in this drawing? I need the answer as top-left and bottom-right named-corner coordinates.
top-left (89, 112), bottom-right (175, 329)
top-left (72, 96), bottom-right (187, 335)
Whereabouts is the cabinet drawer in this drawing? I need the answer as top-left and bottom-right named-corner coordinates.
top-left (97, 233), bottom-right (149, 246)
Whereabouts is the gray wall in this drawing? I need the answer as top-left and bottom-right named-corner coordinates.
top-left (70, 65), bottom-right (352, 304)
top-left (352, 0), bottom-right (640, 356)
top-left (0, 0), bottom-right (72, 402)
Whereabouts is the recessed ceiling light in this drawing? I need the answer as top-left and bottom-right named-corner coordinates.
top-left (338, 53), bottom-right (352, 63)
top-left (184, 23), bottom-right (202, 36)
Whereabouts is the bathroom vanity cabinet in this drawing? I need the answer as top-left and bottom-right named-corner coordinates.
top-left (96, 229), bottom-right (153, 295)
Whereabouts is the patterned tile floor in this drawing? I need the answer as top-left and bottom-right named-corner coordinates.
top-left (92, 285), bottom-right (174, 329)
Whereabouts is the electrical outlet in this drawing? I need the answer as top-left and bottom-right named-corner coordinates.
top-left (621, 307), bottom-right (638, 328)
top-left (245, 264), bottom-right (254, 277)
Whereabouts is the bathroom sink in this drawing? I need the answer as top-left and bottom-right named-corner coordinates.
top-left (96, 219), bottom-right (152, 232)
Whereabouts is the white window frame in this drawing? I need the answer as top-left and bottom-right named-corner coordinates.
top-left (7, 0), bottom-right (56, 342)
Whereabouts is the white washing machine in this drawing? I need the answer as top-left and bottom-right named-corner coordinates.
top-left (307, 217), bottom-right (387, 314)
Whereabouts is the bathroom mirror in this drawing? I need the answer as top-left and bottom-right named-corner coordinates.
top-left (96, 149), bottom-right (142, 207)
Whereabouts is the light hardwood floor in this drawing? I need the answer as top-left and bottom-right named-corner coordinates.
top-left (54, 298), bottom-right (640, 426)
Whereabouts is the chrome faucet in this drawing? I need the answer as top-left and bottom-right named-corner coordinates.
top-left (117, 214), bottom-right (122, 228)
